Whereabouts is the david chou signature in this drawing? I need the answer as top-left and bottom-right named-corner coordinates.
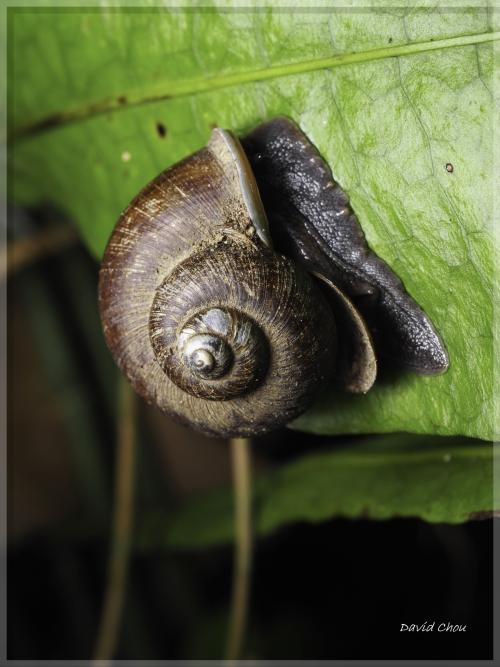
top-left (400, 622), bottom-right (467, 633)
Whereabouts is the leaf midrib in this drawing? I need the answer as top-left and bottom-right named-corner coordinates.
top-left (13, 29), bottom-right (499, 141)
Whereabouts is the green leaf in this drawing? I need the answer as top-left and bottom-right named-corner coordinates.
top-left (136, 435), bottom-right (498, 550)
top-left (8, 4), bottom-right (498, 440)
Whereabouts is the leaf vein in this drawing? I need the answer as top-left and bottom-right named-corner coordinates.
top-left (12, 29), bottom-right (500, 141)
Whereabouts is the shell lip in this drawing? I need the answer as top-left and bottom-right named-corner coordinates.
top-left (210, 127), bottom-right (273, 249)
top-left (312, 270), bottom-right (377, 394)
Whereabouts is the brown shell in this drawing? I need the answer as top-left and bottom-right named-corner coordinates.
top-left (99, 129), bottom-right (337, 437)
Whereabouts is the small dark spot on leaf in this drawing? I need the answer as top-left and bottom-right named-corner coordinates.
top-left (156, 122), bottom-right (167, 139)
top-left (446, 163), bottom-right (454, 173)
top-left (388, 37), bottom-right (393, 43)
top-left (117, 96), bottom-right (127, 105)
top-left (209, 122), bottom-right (218, 130)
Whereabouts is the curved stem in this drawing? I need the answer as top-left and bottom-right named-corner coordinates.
top-left (1, 225), bottom-right (78, 280)
top-left (93, 379), bottom-right (137, 665)
top-left (225, 437), bottom-right (253, 662)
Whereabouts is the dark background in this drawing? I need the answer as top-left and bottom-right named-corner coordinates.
top-left (7, 217), bottom-right (494, 661)
top-left (8, 515), bottom-right (494, 660)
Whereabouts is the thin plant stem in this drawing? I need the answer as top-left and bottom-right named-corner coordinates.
top-left (225, 437), bottom-right (253, 662)
top-left (93, 379), bottom-right (137, 665)
top-left (1, 225), bottom-right (78, 280)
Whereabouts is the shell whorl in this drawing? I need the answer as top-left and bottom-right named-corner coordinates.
top-left (99, 129), bottom-right (337, 437)
top-left (150, 248), bottom-right (270, 401)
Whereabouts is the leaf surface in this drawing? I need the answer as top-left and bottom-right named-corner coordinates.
top-left (9, 3), bottom-right (498, 439)
top-left (136, 435), bottom-right (498, 550)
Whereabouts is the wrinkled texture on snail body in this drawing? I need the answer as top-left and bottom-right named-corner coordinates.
top-left (243, 117), bottom-right (449, 375)
top-left (99, 128), bottom-right (337, 437)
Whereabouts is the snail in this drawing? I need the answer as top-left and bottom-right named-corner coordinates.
top-left (99, 117), bottom-right (448, 438)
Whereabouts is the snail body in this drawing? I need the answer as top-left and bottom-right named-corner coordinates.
top-left (99, 117), bottom-right (448, 437)
top-left (243, 118), bottom-right (449, 374)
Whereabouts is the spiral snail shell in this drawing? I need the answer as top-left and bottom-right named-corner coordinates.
top-left (99, 117), bottom-right (448, 438)
top-left (99, 125), bottom-right (338, 437)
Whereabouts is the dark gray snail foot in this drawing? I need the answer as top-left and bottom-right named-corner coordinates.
top-left (242, 116), bottom-right (449, 376)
